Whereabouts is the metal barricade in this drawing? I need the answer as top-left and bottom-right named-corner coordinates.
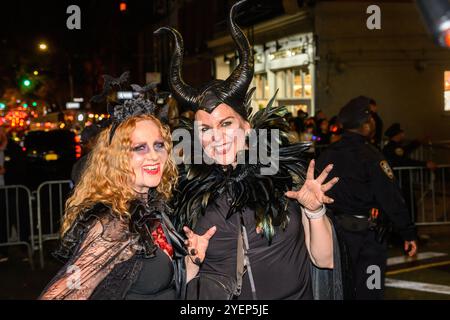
top-left (36, 180), bottom-right (73, 268)
top-left (410, 141), bottom-right (450, 164)
top-left (0, 185), bottom-right (35, 269)
top-left (393, 165), bottom-right (450, 226)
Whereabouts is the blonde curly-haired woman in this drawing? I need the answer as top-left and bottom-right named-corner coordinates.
top-left (39, 81), bottom-right (215, 300)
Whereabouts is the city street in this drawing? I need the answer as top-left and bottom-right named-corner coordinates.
top-left (1, 0), bottom-right (449, 304)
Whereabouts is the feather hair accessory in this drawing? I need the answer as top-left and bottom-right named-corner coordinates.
top-left (90, 71), bottom-right (170, 143)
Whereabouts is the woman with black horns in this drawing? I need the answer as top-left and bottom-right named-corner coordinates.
top-left (156, 0), bottom-right (352, 300)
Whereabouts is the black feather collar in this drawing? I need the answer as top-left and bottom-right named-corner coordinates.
top-left (173, 100), bottom-right (310, 242)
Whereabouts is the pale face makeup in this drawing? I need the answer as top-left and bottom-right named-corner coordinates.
top-left (129, 120), bottom-right (168, 194)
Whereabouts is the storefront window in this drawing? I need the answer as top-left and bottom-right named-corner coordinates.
top-left (292, 68), bottom-right (312, 98)
top-left (304, 72), bottom-right (312, 98)
top-left (275, 70), bottom-right (286, 98)
top-left (293, 69), bottom-right (303, 98)
top-left (219, 32), bottom-right (316, 115)
top-left (444, 71), bottom-right (450, 111)
top-left (264, 76), bottom-right (270, 99)
top-left (286, 69), bottom-right (293, 98)
top-left (254, 73), bottom-right (269, 100)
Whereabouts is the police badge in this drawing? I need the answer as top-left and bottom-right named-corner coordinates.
top-left (380, 160), bottom-right (394, 179)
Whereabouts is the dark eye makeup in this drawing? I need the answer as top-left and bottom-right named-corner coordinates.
top-left (131, 143), bottom-right (149, 153)
top-left (154, 141), bottom-right (165, 151)
top-left (131, 140), bottom-right (166, 154)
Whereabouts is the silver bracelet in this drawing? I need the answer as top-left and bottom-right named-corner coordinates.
top-left (303, 205), bottom-right (326, 220)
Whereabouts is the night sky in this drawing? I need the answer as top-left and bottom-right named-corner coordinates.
top-left (0, 1), bottom-right (160, 106)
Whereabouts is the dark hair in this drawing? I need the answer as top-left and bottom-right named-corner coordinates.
top-left (369, 99), bottom-right (377, 106)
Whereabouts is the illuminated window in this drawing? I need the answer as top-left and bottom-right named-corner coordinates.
top-left (444, 71), bottom-right (450, 111)
top-left (292, 68), bottom-right (312, 98)
top-left (275, 71), bottom-right (286, 98)
top-left (254, 73), bottom-right (268, 100)
top-left (293, 69), bottom-right (303, 98)
top-left (304, 73), bottom-right (312, 98)
top-left (286, 69), bottom-right (293, 98)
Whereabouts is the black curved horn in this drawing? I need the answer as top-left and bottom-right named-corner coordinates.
top-left (222, 0), bottom-right (254, 103)
top-left (154, 27), bottom-right (198, 110)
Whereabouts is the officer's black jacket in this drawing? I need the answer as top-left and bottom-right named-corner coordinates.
top-left (383, 140), bottom-right (425, 168)
top-left (316, 132), bottom-right (417, 241)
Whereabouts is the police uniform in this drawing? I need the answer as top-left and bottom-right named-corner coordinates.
top-left (316, 96), bottom-right (417, 300)
top-left (382, 123), bottom-right (425, 221)
top-left (382, 123), bottom-right (425, 168)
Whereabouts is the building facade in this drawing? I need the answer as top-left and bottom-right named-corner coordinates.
top-left (207, 1), bottom-right (449, 141)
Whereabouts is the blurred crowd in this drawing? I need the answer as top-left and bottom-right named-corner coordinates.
top-left (284, 98), bottom-right (437, 172)
top-left (284, 98), bottom-right (383, 148)
top-left (0, 96), bottom-right (439, 190)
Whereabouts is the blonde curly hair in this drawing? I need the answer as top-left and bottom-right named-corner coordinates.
top-left (60, 114), bottom-right (178, 236)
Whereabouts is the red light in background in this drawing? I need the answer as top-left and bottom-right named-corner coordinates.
top-left (444, 29), bottom-right (450, 47)
top-left (75, 145), bottom-right (82, 159)
top-left (120, 2), bottom-right (127, 12)
top-left (22, 147), bottom-right (26, 152)
top-left (330, 125), bottom-right (339, 133)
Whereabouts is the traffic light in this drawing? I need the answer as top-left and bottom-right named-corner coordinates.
top-left (120, 1), bottom-right (127, 12)
top-left (32, 101), bottom-right (37, 107)
top-left (23, 79), bottom-right (31, 87)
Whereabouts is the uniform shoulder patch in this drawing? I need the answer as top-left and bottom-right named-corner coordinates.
top-left (380, 160), bottom-right (394, 179)
top-left (395, 148), bottom-right (404, 157)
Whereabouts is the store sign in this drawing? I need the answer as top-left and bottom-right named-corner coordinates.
top-left (269, 54), bottom-right (309, 70)
top-left (66, 102), bottom-right (80, 110)
top-left (117, 91), bottom-right (134, 100)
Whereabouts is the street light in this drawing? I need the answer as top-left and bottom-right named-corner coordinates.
top-left (38, 42), bottom-right (48, 51)
top-left (33, 70), bottom-right (39, 76)
top-left (23, 79), bottom-right (32, 87)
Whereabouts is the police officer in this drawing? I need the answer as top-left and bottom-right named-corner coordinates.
top-left (316, 96), bottom-right (418, 300)
top-left (383, 123), bottom-right (436, 169)
top-left (383, 123), bottom-right (437, 222)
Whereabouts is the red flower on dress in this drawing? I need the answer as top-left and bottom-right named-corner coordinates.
top-left (151, 223), bottom-right (174, 258)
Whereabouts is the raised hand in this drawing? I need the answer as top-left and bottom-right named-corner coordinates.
top-left (285, 159), bottom-right (339, 212)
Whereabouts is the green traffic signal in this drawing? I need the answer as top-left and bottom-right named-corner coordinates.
top-left (23, 79), bottom-right (31, 87)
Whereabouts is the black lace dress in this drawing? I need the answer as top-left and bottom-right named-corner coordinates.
top-left (39, 197), bottom-right (187, 300)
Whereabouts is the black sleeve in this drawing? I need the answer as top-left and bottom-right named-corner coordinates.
top-left (384, 146), bottom-right (425, 168)
top-left (403, 140), bottom-right (421, 155)
top-left (368, 158), bottom-right (417, 241)
top-left (397, 157), bottom-right (426, 168)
